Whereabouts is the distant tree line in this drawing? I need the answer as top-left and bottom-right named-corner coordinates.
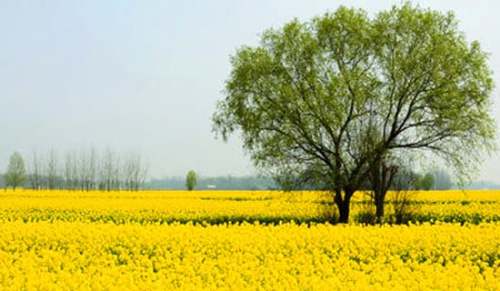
top-left (280, 166), bottom-right (451, 191)
top-left (147, 175), bottom-right (278, 190)
top-left (1, 148), bottom-right (454, 192)
top-left (368, 168), bottom-right (452, 191)
top-left (2, 148), bottom-right (148, 191)
top-left (146, 171), bottom-right (452, 191)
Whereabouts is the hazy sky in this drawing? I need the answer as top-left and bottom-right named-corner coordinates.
top-left (1, 1), bottom-right (499, 180)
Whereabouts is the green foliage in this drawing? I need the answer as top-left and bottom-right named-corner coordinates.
top-left (5, 152), bottom-right (26, 190)
top-left (185, 170), bottom-right (197, 191)
top-left (416, 173), bottom-right (435, 190)
top-left (213, 3), bottom-right (496, 222)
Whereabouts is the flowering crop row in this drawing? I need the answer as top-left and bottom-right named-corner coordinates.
top-left (0, 222), bottom-right (497, 290)
top-left (0, 190), bottom-right (498, 224)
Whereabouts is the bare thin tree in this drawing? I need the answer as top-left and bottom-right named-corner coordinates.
top-left (46, 149), bottom-right (59, 190)
top-left (123, 153), bottom-right (148, 191)
top-left (88, 147), bottom-right (98, 190)
top-left (28, 150), bottom-right (42, 190)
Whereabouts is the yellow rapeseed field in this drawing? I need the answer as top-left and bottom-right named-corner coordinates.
top-left (0, 189), bottom-right (498, 290)
top-left (0, 189), bottom-right (498, 224)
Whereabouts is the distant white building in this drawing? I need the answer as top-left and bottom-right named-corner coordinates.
top-left (207, 184), bottom-right (217, 189)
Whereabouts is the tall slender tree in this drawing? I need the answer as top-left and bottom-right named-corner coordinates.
top-left (186, 170), bottom-right (197, 191)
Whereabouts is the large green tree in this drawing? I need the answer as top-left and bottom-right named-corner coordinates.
top-left (5, 152), bottom-right (27, 191)
top-left (213, 4), bottom-right (495, 223)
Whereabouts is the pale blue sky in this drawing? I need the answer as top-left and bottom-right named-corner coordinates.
top-left (1, 1), bottom-right (499, 180)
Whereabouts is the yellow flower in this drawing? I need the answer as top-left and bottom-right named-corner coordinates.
top-left (0, 189), bottom-right (498, 290)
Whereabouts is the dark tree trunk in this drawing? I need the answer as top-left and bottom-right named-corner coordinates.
top-left (369, 159), bottom-right (397, 223)
top-left (338, 200), bottom-right (350, 223)
top-left (335, 189), bottom-right (354, 223)
top-left (375, 195), bottom-right (384, 220)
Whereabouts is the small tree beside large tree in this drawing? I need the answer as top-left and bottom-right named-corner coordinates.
top-left (213, 4), bottom-right (495, 223)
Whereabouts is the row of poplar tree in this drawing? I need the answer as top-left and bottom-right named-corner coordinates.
top-left (3, 148), bottom-right (148, 191)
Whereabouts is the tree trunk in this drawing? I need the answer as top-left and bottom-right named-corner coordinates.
top-left (335, 190), bottom-right (353, 223)
top-left (370, 159), bottom-right (396, 224)
top-left (338, 200), bottom-right (350, 223)
top-left (375, 196), bottom-right (384, 221)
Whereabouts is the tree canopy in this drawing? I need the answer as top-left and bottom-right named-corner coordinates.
top-left (213, 4), bottom-right (495, 222)
top-left (186, 170), bottom-right (198, 191)
top-left (5, 152), bottom-right (26, 190)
